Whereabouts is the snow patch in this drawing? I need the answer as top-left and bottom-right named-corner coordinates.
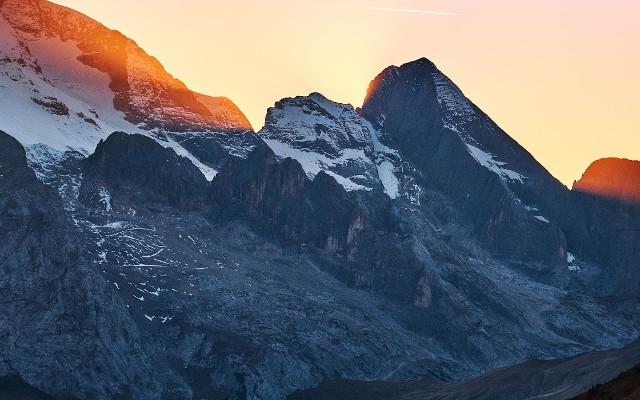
top-left (324, 171), bottom-right (370, 191)
top-left (534, 215), bottom-right (550, 223)
top-left (567, 252), bottom-right (581, 272)
top-left (154, 134), bottom-right (218, 181)
top-left (264, 138), bottom-right (372, 192)
top-left (465, 144), bottom-right (525, 183)
top-left (377, 161), bottom-right (400, 199)
top-left (0, 32), bottom-right (143, 154)
top-left (98, 187), bottom-right (112, 212)
top-left (25, 144), bottom-right (68, 180)
top-left (433, 71), bottom-right (478, 140)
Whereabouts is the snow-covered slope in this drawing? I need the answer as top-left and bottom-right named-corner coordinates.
top-left (0, 12), bottom-right (138, 153)
top-left (432, 71), bottom-right (525, 183)
top-left (260, 93), bottom-right (403, 197)
top-left (0, 0), bottom-right (255, 179)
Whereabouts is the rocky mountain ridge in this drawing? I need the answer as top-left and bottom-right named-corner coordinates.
top-left (0, 0), bottom-right (252, 132)
top-left (0, 0), bottom-right (258, 180)
top-left (1, 2), bottom-right (639, 400)
top-left (6, 124), bottom-right (634, 399)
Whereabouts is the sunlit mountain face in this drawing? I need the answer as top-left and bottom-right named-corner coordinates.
top-left (1, 1), bottom-right (639, 400)
top-left (573, 158), bottom-right (640, 204)
top-left (0, 0), bottom-right (252, 138)
top-left (0, 0), bottom-right (259, 180)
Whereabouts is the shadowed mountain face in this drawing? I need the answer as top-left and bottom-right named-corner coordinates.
top-left (359, 58), bottom-right (570, 270)
top-left (0, 131), bottom-right (159, 399)
top-left (573, 158), bottom-right (640, 204)
top-left (1, 3), bottom-right (640, 399)
top-left (358, 58), bottom-right (640, 301)
top-left (289, 340), bottom-right (640, 400)
top-left (571, 363), bottom-right (640, 400)
top-left (10, 125), bottom-right (636, 399)
top-left (80, 132), bottom-right (210, 210)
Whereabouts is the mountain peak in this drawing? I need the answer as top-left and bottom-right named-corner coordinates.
top-left (573, 157), bottom-right (640, 203)
top-left (0, 0), bottom-right (252, 137)
top-left (261, 93), bottom-right (373, 156)
top-left (363, 58), bottom-right (438, 106)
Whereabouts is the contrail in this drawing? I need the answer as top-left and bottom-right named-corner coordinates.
top-left (361, 6), bottom-right (462, 16)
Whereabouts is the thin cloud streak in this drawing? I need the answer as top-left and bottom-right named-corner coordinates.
top-left (361, 6), bottom-right (462, 16)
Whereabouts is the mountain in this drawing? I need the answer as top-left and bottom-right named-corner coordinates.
top-left (359, 58), bottom-right (572, 268)
top-left (0, 130), bottom-right (161, 399)
top-left (573, 158), bottom-right (640, 204)
top-left (572, 363), bottom-right (640, 400)
top-left (0, 0), bottom-right (257, 176)
top-left (260, 93), bottom-right (385, 193)
top-left (1, 2), bottom-right (640, 399)
top-left (290, 340), bottom-right (640, 400)
top-left (569, 159), bottom-right (640, 299)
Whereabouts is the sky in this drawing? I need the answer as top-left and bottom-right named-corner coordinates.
top-left (53, 0), bottom-right (639, 186)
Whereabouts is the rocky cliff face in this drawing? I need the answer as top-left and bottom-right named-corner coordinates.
top-left (80, 132), bottom-right (209, 211)
top-left (210, 142), bottom-right (424, 302)
top-left (0, 130), bottom-right (159, 399)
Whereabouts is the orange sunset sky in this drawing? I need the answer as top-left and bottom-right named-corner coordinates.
top-left (53, 0), bottom-right (639, 186)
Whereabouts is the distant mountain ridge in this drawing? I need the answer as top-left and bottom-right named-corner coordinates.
top-left (573, 158), bottom-right (640, 204)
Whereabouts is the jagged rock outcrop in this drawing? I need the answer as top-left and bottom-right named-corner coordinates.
top-left (79, 132), bottom-right (209, 211)
top-left (209, 141), bottom-right (423, 301)
top-left (260, 93), bottom-right (383, 193)
top-left (210, 142), bottom-right (309, 220)
top-left (0, 130), bottom-right (159, 399)
top-left (210, 141), bottom-right (371, 252)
